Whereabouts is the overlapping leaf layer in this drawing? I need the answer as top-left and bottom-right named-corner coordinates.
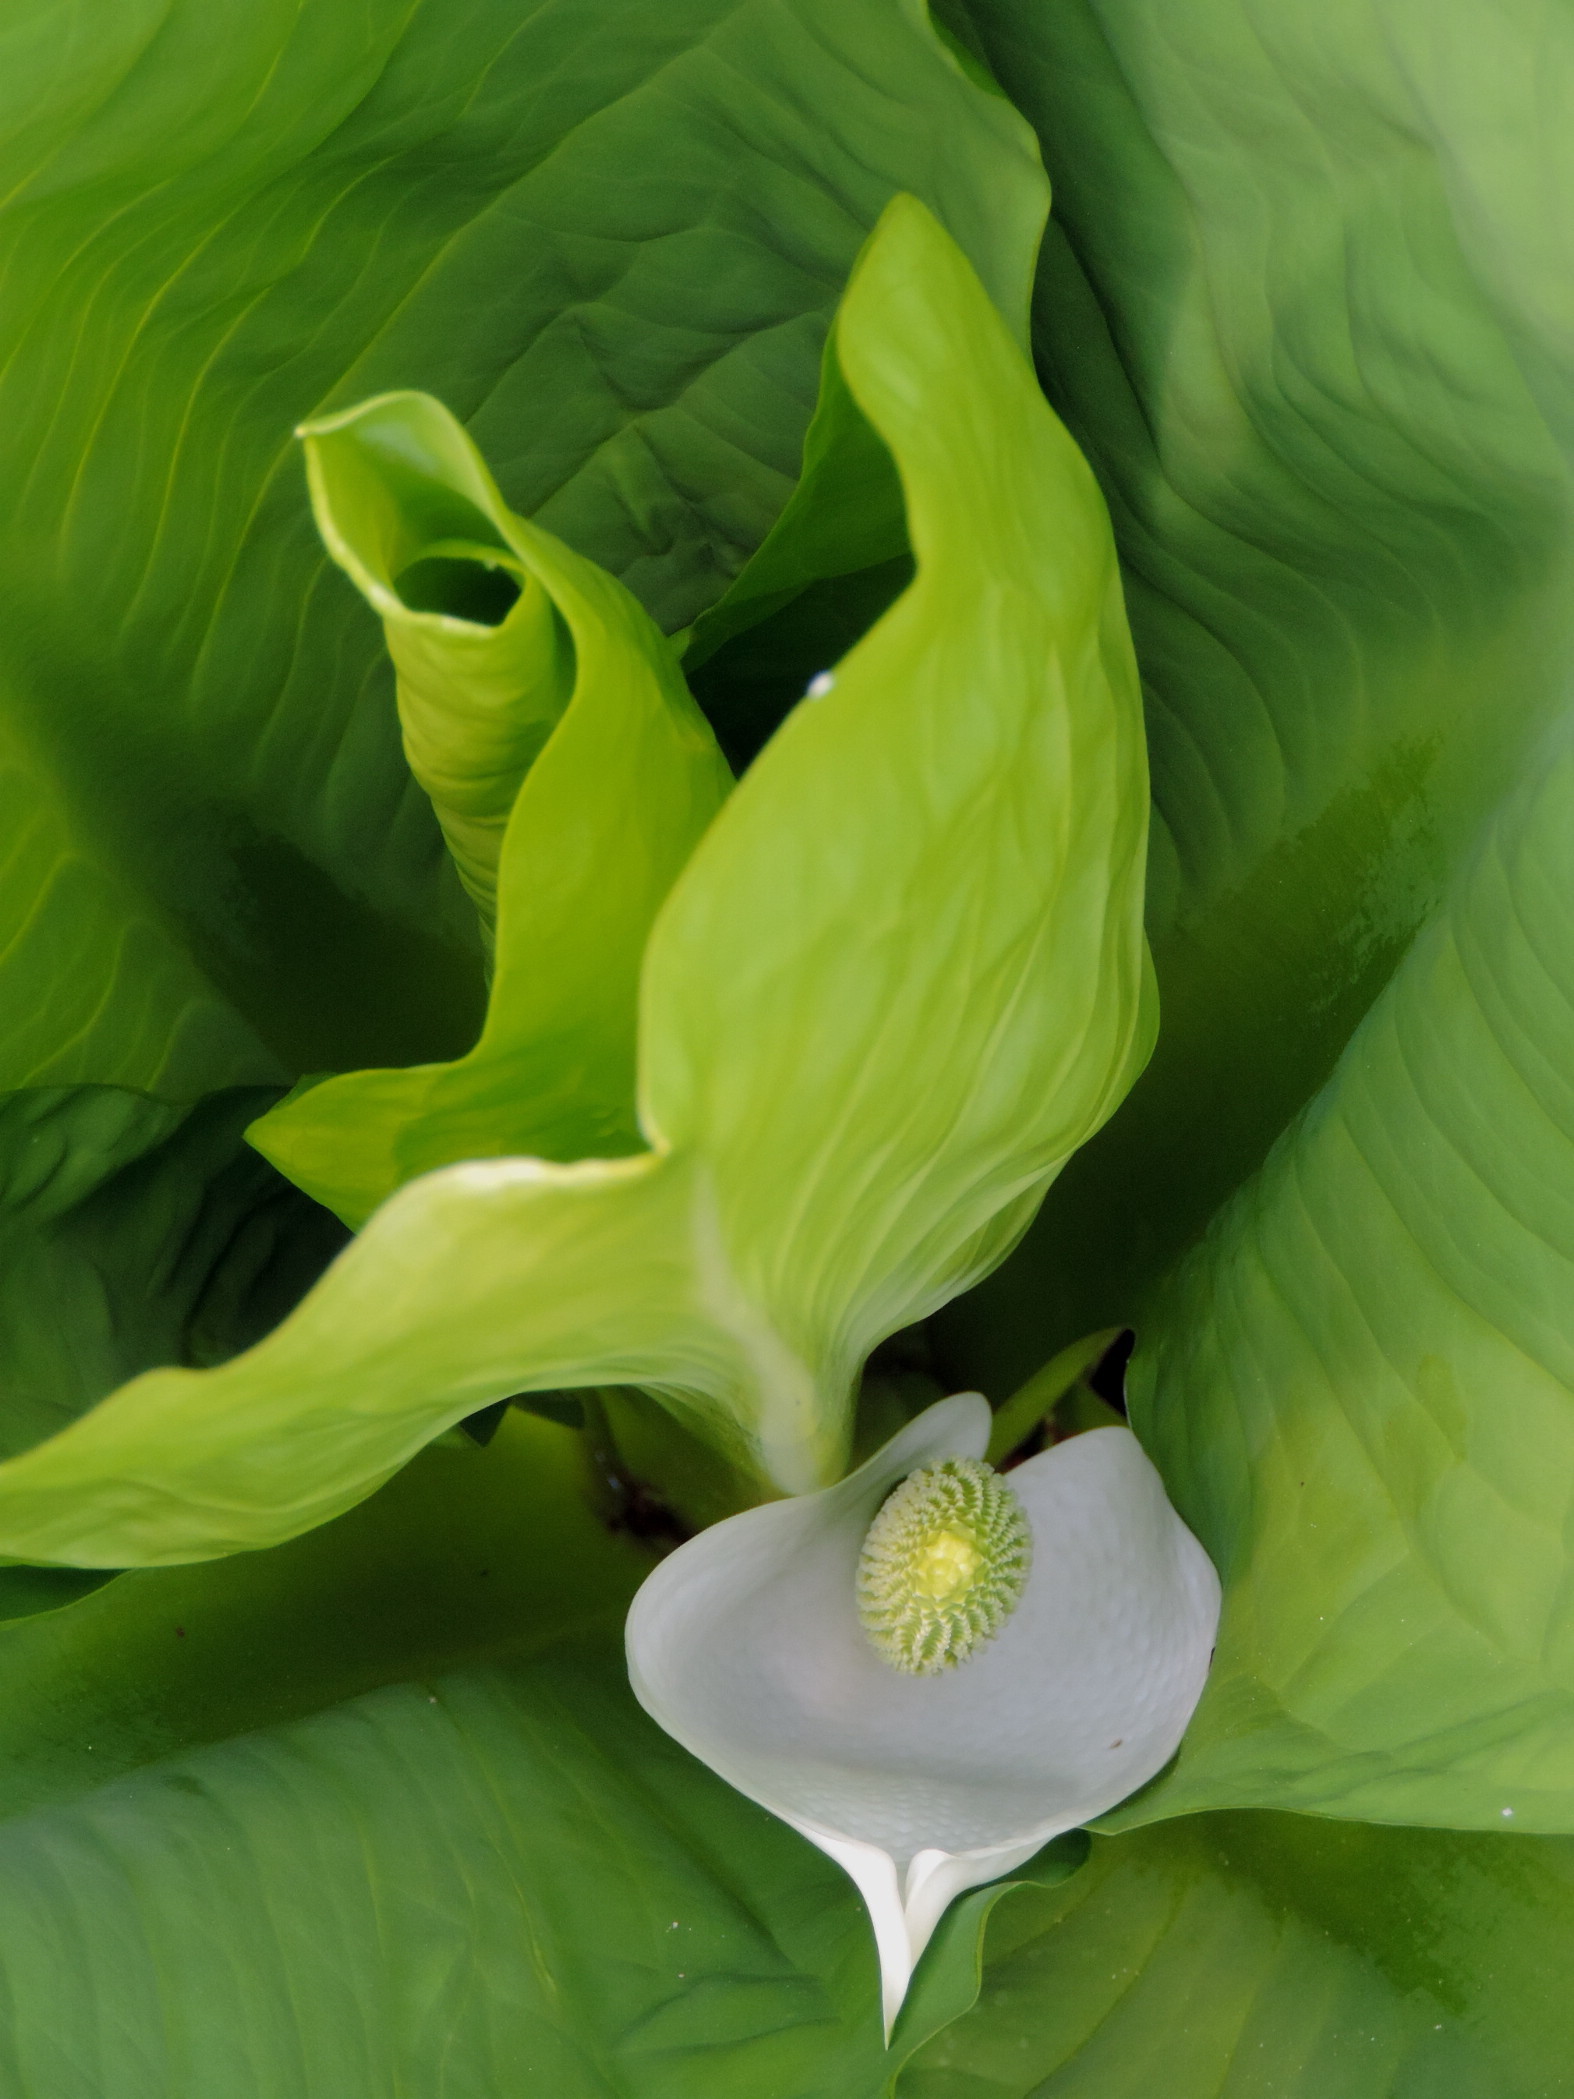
top-left (2, 0), bottom-right (1573, 2091)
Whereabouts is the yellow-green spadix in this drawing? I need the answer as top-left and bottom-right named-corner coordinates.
top-left (626, 1394), bottom-right (1219, 2039)
top-left (857, 1454), bottom-right (1032, 1673)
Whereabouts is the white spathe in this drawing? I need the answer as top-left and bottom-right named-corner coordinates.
top-left (626, 1393), bottom-right (1220, 2038)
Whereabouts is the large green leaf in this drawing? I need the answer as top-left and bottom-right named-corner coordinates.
top-left (933, 0), bottom-right (1574, 1389)
top-left (0, 196), bottom-right (1152, 1562)
top-left (905, 1811), bottom-right (1574, 2099)
top-left (248, 394), bottom-right (732, 1228)
top-left (0, 1653), bottom-right (884, 2099)
top-left (1092, 714), bottom-right (1574, 1834)
top-left (0, 0), bottom-right (1044, 1098)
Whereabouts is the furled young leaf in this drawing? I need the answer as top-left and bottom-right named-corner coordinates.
top-left (247, 395), bottom-right (732, 1228)
top-left (0, 0), bottom-right (1045, 1099)
top-left (296, 393), bottom-right (578, 940)
top-left (932, 0), bottom-right (1574, 1389)
top-left (905, 1811), bottom-right (1574, 2099)
top-left (0, 195), bottom-right (1152, 1563)
top-left (1101, 715), bottom-right (1574, 1834)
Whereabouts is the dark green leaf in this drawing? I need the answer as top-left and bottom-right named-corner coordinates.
top-left (0, 1085), bottom-right (345, 1461)
top-left (0, 1566), bottom-right (115, 1623)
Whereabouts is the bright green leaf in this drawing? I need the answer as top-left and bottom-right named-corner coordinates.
top-left (632, 193), bottom-right (1157, 1479)
top-left (0, 195), bottom-right (1153, 1561)
top-left (0, 1151), bottom-right (701, 1564)
top-left (247, 395), bottom-right (732, 1228)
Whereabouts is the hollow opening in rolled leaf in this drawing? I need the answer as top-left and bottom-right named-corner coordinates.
top-left (394, 539), bottom-right (524, 626)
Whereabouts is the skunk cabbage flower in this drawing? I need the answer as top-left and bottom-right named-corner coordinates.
top-left (627, 1394), bottom-right (1220, 2035)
